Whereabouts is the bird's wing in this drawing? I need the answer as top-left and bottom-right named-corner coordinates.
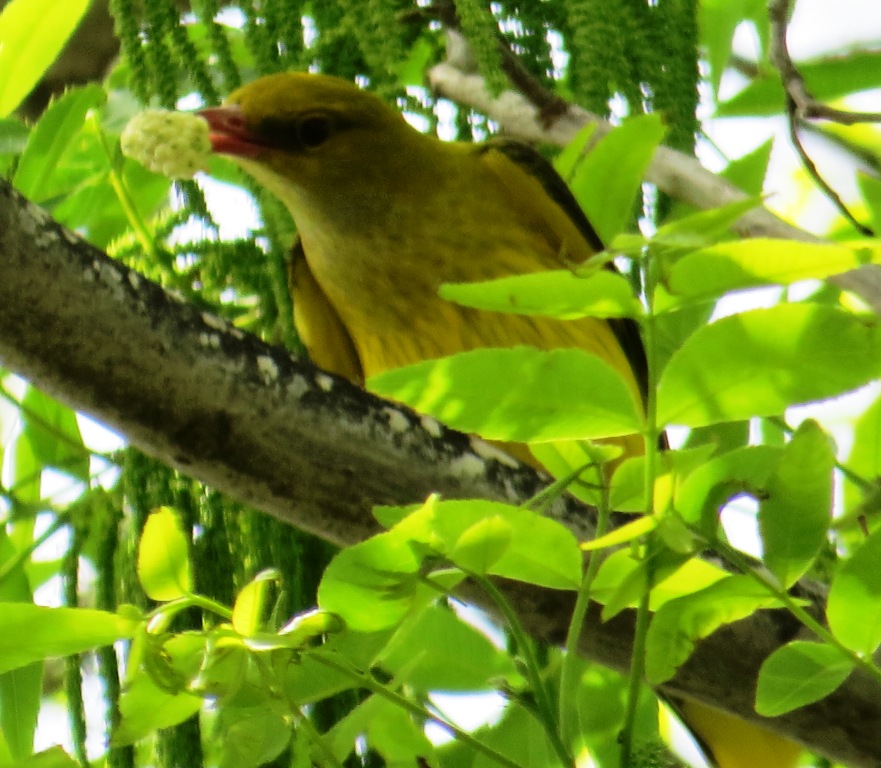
top-left (476, 139), bottom-right (649, 399)
top-left (289, 239), bottom-right (364, 384)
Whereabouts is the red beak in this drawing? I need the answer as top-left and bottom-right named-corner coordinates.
top-left (197, 106), bottom-right (263, 158)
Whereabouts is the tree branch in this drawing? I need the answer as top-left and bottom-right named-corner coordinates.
top-left (1, 178), bottom-right (879, 765)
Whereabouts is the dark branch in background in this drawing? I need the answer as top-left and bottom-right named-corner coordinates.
top-left (767, 0), bottom-right (875, 236)
top-left (2, 176), bottom-right (881, 767)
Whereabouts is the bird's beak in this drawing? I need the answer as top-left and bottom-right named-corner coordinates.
top-left (197, 105), bottom-right (263, 158)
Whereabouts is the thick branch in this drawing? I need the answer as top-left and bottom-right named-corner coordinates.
top-left (1, 181), bottom-right (880, 765)
top-left (427, 63), bottom-right (881, 315)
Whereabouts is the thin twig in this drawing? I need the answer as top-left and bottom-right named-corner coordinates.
top-left (768, 0), bottom-right (874, 235)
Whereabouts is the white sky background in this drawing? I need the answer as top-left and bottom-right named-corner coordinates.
top-left (23, 0), bottom-right (881, 762)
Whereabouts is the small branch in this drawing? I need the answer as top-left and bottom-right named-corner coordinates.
top-left (768, 0), bottom-right (874, 235)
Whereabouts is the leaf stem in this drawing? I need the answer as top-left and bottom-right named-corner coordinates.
top-left (620, 244), bottom-right (661, 768)
top-left (309, 652), bottom-right (525, 768)
top-left (710, 535), bottom-right (881, 687)
top-left (558, 479), bottom-right (611, 743)
top-left (471, 573), bottom-right (575, 768)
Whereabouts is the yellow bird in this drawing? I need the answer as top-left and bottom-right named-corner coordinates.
top-left (197, 72), bottom-right (800, 768)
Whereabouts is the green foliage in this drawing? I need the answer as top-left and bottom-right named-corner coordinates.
top-left (4, 1), bottom-right (881, 767)
top-left (370, 346), bottom-right (644, 442)
top-left (755, 641), bottom-right (855, 717)
top-left (0, 0), bottom-right (91, 117)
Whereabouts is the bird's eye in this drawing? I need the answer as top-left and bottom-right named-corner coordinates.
top-left (297, 115), bottom-right (332, 149)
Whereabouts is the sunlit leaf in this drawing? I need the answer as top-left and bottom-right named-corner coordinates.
top-left (645, 575), bottom-right (783, 684)
top-left (759, 420), bottom-right (834, 587)
top-left (827, 526), bottom-right (881, 655)
top-left (569, 113), bottom-right (666, 243)
top-left (756, 641), bottom-right (853, 716)
top-left (0, 0), bottom-right (91, 117)
top-left (370, 347), bottom-right (643, 443)
top-left (658, 304), bottom-right (881, 428)
top-left (13, 84), bottom-right (105, 201)
top-left (0, 604), bottom-right (138, 674)
top-left (440, 270), bottom-right (641, 320)
top-left (665, 240), bottom-right (877, 301)
top-left (137, 507), bottom-right (192, 602)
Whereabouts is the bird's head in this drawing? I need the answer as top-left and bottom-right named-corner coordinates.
top-left (198, 72), bottom-right (428, 226)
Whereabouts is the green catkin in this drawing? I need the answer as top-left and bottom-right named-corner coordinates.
top-left (194, 0), bottom-right (241, 93)
top-left (156, 0), bottom-right (220, 103)
top-left (308, 2), bottom-right (366, 82)
top-left (156, 716), bottom-right (203, 768)
top-left (62, 522), bottom-right (88, 768)
top-left (143, 0), bottom-right (180, 108)
top-left (655, 0), bottom-right (699, 153)
top-left (563, 0), bottom-right (635, 115)
top-left (175, 179), bottom-right (215, 229)
top-left (264, 0), bottom-right (307, 71)
top-left (455, 0), bottom-right (508, 94)
top-left (331, 0), bottom-right (408, 84)
top-left (93, 492), bottom-right (135, 768)
top-left (108, 0), bottom-right (150, 103)
top-left (194, 490), bottom-right (235, 611)
top-left (239, 0), bottom-right (281, 74)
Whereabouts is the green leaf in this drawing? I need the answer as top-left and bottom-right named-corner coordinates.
top-left (113, 669), bottom-right (203, 745)
top-left (593, 548), bottom-right (691, 620)
top-left (429, 499), bottom-right (584, 589)
top-left (721, 139), bottom-right (774, 196)
top-left (759, 421), bottom-right (834, 588)
top-left (0, 604), bottom-right (138, 674)
top-left (2, 747), bottom-right (80, 768)
top-left (317, 530), bottom-right (424, 632)
top-left (0, 0), bottom-right (91, 117)
top-left (369, 347), bottom-right (643, 442)
top-left (449, 515), bottom-right (512, 574)
top-left (654, 198), bottom-right (763, 250)
top-left (570, 113), bottom-right (667, 243)
top-left (755, 641), bottom-right (854, 716)
top-left (657, 304), bottom-right (881, 428)
top-left (665, 240), bottom-right (877, 302)
top-left (13, 84), bottom-right (105, 202)
top-left (0, 665), bottom-right (41, 760)
top-left (437, 701), bottom-right (556, 768)
top-left (842, 391), bottom-right (881, 521)
top-left (137, 507), bottom-right (192, 601)
top-left (827, 526), bottom-right (881, 655)
top-left (232, 570), bottom-right (280, 637)
top-left (581, 516), bottom-right (657, 551)
top-left (555, 123), bottom-right (596, 179)
top-left (327, 696), bottom-right (435, 766)
top-left (0, 117), bottom-right (29, 154)
top-left (529, 439), bottom-right (621, 507)
top-left (440, 270), bottom-right (641, 320)
top-left (700, 0), bottom-right (767, 94)
top-left (379, 603), bottom-right (517, 691)
top-left (675, 445), bottom-right (782, 529)
top-left (218, 706), bottom-right (290, 768)
top-left (20, 386), bottom-right (89, 481)
top-left (281, 631), bottom-right (391, 706)
top-left (645, 575), bottom-right (783, 684)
